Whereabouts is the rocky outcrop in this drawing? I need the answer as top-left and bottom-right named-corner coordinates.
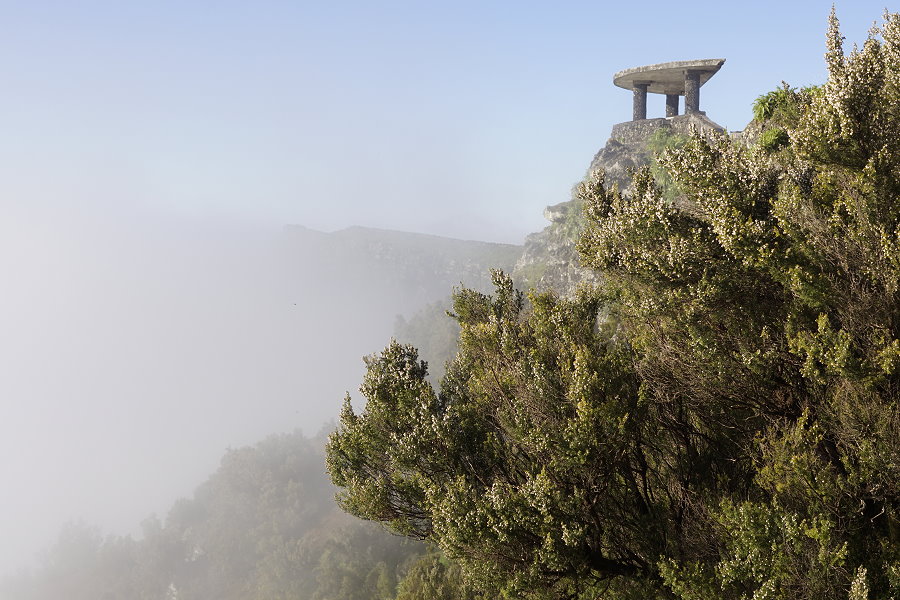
top-left (513, 194), bottom-right (599, 294)
top-left (511, 135), bottom-right (649, 294)
top-left (513, 113), bottom-right (725, 295)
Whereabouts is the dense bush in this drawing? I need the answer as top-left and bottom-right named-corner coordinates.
top-left (329, 9), bottom-right (900, 599)
top-left (757, 125), bottom-right (790, 152)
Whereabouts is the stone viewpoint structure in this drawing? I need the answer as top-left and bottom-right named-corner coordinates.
top-left (613, 58), bottom-right (725, 120)
top-left (607, 58), bottom-right (728, 147)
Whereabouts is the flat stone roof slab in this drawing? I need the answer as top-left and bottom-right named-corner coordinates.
top-left (614, 59), bottom-right (725, 94)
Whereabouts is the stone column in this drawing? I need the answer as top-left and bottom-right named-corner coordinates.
top-left (684, 70), bottom-right (701, 114)
top-left (665, 93), bottom-right (679, 117)
top-left (632, 82), bottom-right (649, 121)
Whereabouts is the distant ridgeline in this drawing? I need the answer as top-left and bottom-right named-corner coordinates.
top-left (514, 58), bottom-right (733, 294)
top-left (283, 225), bottom-right (522, 316)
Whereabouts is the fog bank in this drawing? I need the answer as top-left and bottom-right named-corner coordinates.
top-left (0, 202), bottom-right (400, 577)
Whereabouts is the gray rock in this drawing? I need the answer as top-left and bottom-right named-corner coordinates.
top-left (513, 112), bottom-right (726, 295)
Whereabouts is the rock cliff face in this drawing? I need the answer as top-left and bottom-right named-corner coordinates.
top-left (513, 112), bottom-right (724, 294)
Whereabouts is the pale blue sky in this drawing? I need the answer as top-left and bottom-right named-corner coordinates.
top-left (0, 1), bottom-right (892, 243)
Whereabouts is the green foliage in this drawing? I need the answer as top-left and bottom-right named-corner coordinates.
top-left (751, 83), bottom-right (821, 156)
top-left (757, 126), bottom-right (790, 152)
top-left (330, 8), bottom-right (900, 600)
top-left (646, 127), bottom-right (689, 201)
top-left (310, 522), bottom-right (422, 600)
top-left (575, 8), bottom-right (900, 599)
top-left (394, 299), bottom-right (461, 384)
top-left (752, 83), bottom-right (822, 126)
top-left (329, 269), bottom-right (752, 597)
top-left (329, 271), bottom-right (668, 597)
top-left (395, 551), bottom-right (487, 600)
top-left (645, 126), bottom-right (689, 155)
top-left (753, 85), bottom-right (797, 122)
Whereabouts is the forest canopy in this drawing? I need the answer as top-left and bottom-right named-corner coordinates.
top-left (327, 10), bottom-right (900, 600)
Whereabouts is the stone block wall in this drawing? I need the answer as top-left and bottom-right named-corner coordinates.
top-left (610, 113), bottom-right (725, 146)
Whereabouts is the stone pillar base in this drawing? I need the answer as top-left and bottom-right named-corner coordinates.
top-left (685, 70), bottom-right (700, 113)
top-left (665, 94), bottom-right (679, 117)
top-left (633, 82), bottom-right (649, 121)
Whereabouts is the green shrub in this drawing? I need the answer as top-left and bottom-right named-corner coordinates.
top-left (752, 83), bottom-right (822, 128)
top-left (753, 86), bottom-right (793, 121)
top-left (646, 127), bottom-right (688, 201)
top-left (758, 126), bottom-right (790, 152)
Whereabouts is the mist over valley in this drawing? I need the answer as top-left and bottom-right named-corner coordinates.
top-left (0, 205), bottom-right (519, 581)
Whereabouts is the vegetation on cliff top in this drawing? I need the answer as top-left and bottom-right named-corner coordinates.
top-left (328, 10), bottom-right (900, 599)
